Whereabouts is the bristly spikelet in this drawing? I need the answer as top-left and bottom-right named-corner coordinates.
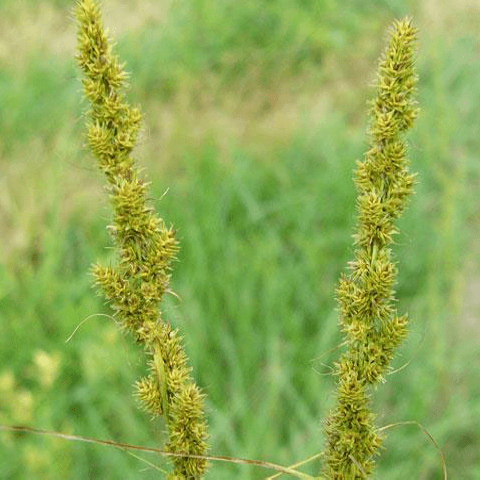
top-left (167, 384), bottom-right (209, 477)
top-left (75, 0), bottom-right (209, 477)
top-left (323, 18), bottom-right (419, 478)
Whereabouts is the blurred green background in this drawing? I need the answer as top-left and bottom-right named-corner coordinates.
top-left (1, 0), bottom-right (479, 478)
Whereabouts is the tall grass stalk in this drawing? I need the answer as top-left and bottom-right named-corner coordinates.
top-left (75, 0), bottom-right (209, 477)
top-left (322, 18), bottom-right (419, 478)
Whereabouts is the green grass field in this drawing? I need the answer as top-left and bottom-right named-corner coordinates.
top-left (1, 0), bottom-right (479, 478)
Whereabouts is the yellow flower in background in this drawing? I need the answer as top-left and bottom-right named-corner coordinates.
top-left (34, 350), bottom-right (61, 389)
top-left (0, 369), bottom-right (15, 393)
